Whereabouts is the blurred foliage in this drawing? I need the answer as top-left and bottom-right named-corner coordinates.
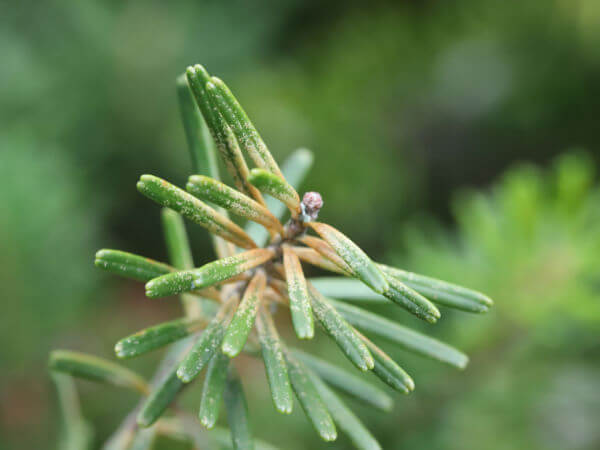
top-left (388, 153), bottom-right (600, 450)
top-left (0, 131), bottom-right (100, 367)
top-left (2, 0), bottom-right (600, 448)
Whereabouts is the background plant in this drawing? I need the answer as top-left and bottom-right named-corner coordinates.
top-left (49, 64), bottom-right (492, 449)
top-left (386, 152), bottom-right (600, 450)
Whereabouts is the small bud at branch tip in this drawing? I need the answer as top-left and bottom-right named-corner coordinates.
top-left (301, 191), bottom-right (323, 221)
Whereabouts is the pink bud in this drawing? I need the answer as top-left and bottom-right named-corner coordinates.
top-left (302, 191), bottom-right (323, 220)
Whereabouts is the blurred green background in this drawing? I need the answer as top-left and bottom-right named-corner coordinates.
top-left (2, 0), bottom-right (600, 448)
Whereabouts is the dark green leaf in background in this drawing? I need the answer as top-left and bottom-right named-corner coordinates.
top-left (49, 350), bottom-right (148, 395)
top-left (94, 249), bottom-right (172, 282)
top-left (308, 370), bottom-right (382, 450)
top-left (224, 368), bottom-right (255, 450)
